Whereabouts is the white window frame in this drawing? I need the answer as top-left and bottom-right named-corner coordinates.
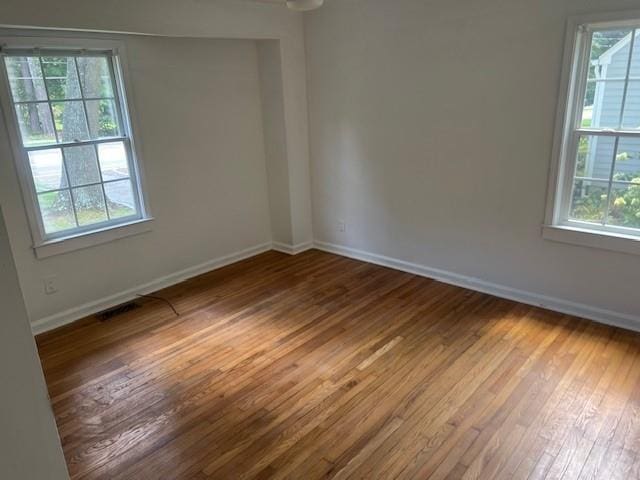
top-left (544, 10), bottom-right (640, 256)
top-left (0, 33), bottom-right (152, 259)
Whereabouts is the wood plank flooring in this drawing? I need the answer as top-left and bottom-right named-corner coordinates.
top-left (36, 250), bottom-right (640, 479)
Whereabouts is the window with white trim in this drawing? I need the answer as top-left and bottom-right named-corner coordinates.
top-left (547, 15), bottom-right (640, 248)
top-left (0, 41), bottom-right (148, 249)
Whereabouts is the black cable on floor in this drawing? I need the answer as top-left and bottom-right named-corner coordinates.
top-left (136, 294), bottom-right (180, 317)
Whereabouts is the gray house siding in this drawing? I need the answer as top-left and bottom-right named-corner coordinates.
top-left (589, 33), bottom-right (640, 181)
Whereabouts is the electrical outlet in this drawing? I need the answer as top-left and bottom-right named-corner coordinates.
top-left (338, 221), bottom-right (346, 233)
top-left (43, 275), bottom-right (58, 295)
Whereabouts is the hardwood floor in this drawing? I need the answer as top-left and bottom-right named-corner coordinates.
top-left (36, 250), bottom-right (640, 479)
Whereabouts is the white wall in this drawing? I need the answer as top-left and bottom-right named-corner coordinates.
top-left (0, 35), bottom-right (272, 323)
top-left (305, 0), bottom-right (640, 323)
top-left (0, 205), bottom-right (68, 479)
top-left (0, 0), bottom-right (314, 247)
top-left (258, 41), bottom-right (294, 245)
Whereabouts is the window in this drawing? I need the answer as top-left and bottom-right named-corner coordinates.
top-left (545, 12), bottom-right (640, 254)
top-left (0, 37), bottom-right (150, 257)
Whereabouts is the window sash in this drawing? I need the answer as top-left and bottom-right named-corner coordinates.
top-left (0, 46), bottom-right (146, 242)
top-left (557, 22), bottom-right (640, 236)
top-left (45, 138), bottom-right (141, 233)
top-left (5, 52), bottom-right (126, 145)
top-left (14, 97), bottom-right (116, 105)
top-left (36, 177), bottom-right (135, 196)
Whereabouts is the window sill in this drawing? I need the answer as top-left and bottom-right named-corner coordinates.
top-left (542, 224), bottom-right (640, 256)
top-left (34, 218), bottom-right (154, 259)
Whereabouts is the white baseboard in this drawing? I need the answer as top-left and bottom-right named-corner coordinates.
top-left (313, 240), bottom-right (640, 333)
top-left (272, 241), bottom-right (314, 255)
top-left (32, 238), bottom-right (639, 336)
top-left (30, 242), bottom-right (273, 335)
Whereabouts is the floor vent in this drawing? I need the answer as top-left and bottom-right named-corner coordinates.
top-left (95, 301), bottom-right (140, 322)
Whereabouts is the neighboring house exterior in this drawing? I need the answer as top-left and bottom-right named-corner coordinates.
top-left (587, 32), bottom-right (640, 181)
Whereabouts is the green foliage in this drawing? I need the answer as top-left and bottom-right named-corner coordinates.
top-left (575, 136), bottom-right (589, 177)
top-left (572, 174), bottom-right (640, 228)
top-left (609, 177), bottom-right (640, 228)
top-left (38, 191), bottom-right (61, 210)
top-left (97, 101), bottom-right (118, 136)
top-left (571, 181), bottom-right (606, 222)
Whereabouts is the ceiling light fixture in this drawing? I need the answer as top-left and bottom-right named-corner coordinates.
top-left (286, 0), bottom-right (324, 11)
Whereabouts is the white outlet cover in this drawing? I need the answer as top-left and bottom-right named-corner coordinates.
top-left (43, 275), bottom-right (58, 294)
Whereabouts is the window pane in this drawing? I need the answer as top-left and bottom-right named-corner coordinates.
top-left (72, 185), bottom-right (108, 226)
top-left (569, 179), bottom-right (608, 224)
top-left (76, 57), bottom-right (114, 98)
top-left (575, 135), bottom-right (615, 179)
top-left (607, 181), bottom-right (640, 229)
top-left (621, 80), bottom-right (640, 129)
top-left (585, 80), bottom-right (625, 129)
top-left (4, 56), bottom-right (47, 102)
top-left (28, 149), bottom-right (68, 192)
top-left (590, 30), bottom-right (633, 78)
top-left (98, 141), bottom-right (130, 180)
top-left (64, 145), bottom-right (101, 187)
top-left (85, 99), bottom-right (120, 138)
top-left (52, 101), bottom-right (89, 142)
top-left (37, 190), bottom-right (76, 234)
top-left (583, 29), bottom-right (633, 128)
top-left (41, 57), bottom-right (81, 100)
top-left (612, 137), bottom-right (640, 181)
top-left (15, 103), bottom-right (56, 146)
top-left (105, 180), bottom-right (137, 219)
